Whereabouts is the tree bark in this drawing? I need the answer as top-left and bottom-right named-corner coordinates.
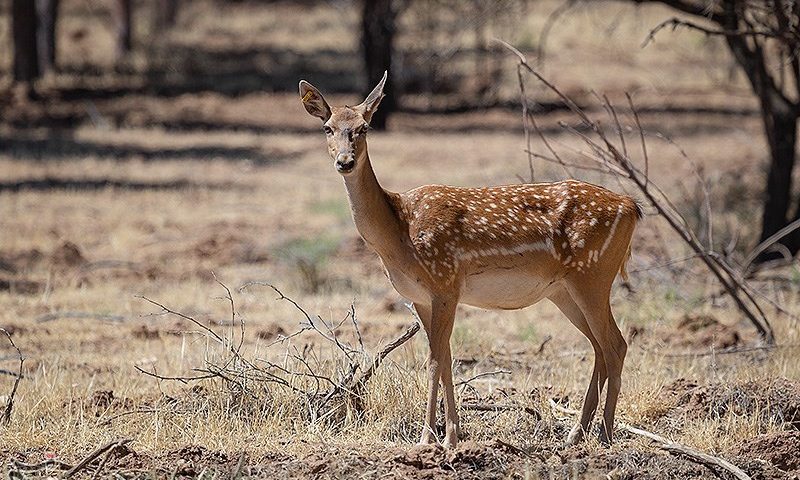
top-left (12, 0), bottom-right (40, 83)
top-left (36, 0), bottom-right (59, 74)
top-left (361, 0), bottom-right (396, 130)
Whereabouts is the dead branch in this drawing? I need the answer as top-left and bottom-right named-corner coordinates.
top-left (497, 39), bottom-right (776, 344)
top-left (623, 424), bottom-right (751, 480)
top-left (98, 407), bottom-right (162, 426)
top-left (138, 280), bottom-right (422, 423)
top-left (548, 399), bottom-right (751, 480)
top-left (64, 438), bottom-right (132, 478)
top-left (136, 295), bottom-right (227, 346)
top-left (353, 321), bottom-right (420, 390)
top-left (462, 402), bottom-right (540, 418)
top-left (213, 271), bottom-right (244, 354)
top-left (660, 343), bottom-right (800, 358)
top-left (643, 16), bottom-right (787, 48)
top-left (456, 369), bottom-right (511, 387)
top-left (0, 328), bottom-right (23, 425)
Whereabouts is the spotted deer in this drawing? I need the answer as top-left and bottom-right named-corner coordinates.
top-left (298, 72), bottom-right (642, 448)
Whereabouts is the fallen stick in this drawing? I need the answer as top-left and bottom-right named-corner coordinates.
top-left (548, 399), bottom-right (751, 480)
top-left (64, 438), bottom-right (132, 478)
top-left (461, 402), bottom-right (540, 418)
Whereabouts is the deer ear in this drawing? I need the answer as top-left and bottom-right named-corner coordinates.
top-left (357, 71), bottom-right (387, 123)
top-left (299, 80), bottom-right (331, 122)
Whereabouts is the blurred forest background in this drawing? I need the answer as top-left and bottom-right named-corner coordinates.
top-left (3, 0), bottom-right (800, 258)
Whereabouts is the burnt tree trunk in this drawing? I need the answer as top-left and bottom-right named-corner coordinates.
top-left (723, 14), bottom-right (800, 259)
top-left (114, 0), bottom-right (132, 63)
top-left (36, 0), bottom-right (59, 74)
top-left (758, 106), bottom-right (798, 252)
top-left (12, 0), bottom-right (40, 83)
top-left (361, 0), bottom-right (396, 130)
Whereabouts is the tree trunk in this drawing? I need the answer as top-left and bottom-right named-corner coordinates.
top-left (361, 0), bottom-right (396, 130)
top-left (114, 0), bottom-right (132, 63)
top-left (722, 25), bottom-right (799, 261)
top-left (36, 0), bottom-right (59, 74)
top-left (12, 0), bottom-right (40, 83)
top-left (153, 0), bottom-right (178, 30)
top-left (757, 106), bottom-right (798, 259)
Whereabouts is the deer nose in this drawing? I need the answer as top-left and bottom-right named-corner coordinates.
top-left (335, 153), bottom-right (355, 173)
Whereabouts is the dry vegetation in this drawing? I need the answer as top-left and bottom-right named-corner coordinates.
top-left (1, 0), bottom-right (799, 478)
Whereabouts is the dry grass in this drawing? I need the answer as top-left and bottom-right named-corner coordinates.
top-left (1, 0), bottom-right (799, 478)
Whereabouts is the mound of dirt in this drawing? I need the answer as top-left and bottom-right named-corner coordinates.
top-left (0, 248), bottom-right (44, 272)
top-left (256, 324), bottom-right (286, 340)
top-left (662, 377), bottom-right (800, 428)
top-left (50, 241), bottom-right (87, 268)
top-left (74, 390), bottom-right (134, 417)
top-left (669, 314), bottom-right (743, 349)
top-left (393, 444), bottom-right (444, 470)
top-left (188, 234), bottom-right (269, 265)
top-left (131, 325), bottom-right (161, 340)
top-left (735, 431), bottom-right (800, 473)
top-left (0, 277), bottom-right (44, 294)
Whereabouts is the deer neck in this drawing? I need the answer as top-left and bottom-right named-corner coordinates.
top-left (342, 151), bottom-right (405, 257)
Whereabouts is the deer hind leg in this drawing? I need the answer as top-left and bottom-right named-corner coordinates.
top-left (548, 287), bottom-right (608, 445)
top-left (566, 282), bottom-right (627, 445)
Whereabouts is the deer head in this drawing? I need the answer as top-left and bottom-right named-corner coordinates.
top-left (299, 71), bottom-right (387, 175)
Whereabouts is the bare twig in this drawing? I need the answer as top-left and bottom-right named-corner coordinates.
top-left (98, 407), bottom-right (162, 426)
top-left (462, 402), bottom-right (540, 417)
top-left (456, 369), bottom-right (511, 387)
top-left (353, 321), bottom-right (420, 390)
top-left (0, 328), bottom-right (23, 424)
top-left (643, 16), bottom-right (786, 48)
top-left (136, 295), bottom-right (227, 346)
top-left (213, 272), bottom-right (245, 354)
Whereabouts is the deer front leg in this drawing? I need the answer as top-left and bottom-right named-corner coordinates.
top-left (430, 297), bottom-right (459, 447)
top-left (440, 341), bottom-right (460, 447)
top-left (414, 303), bottom-right (438, 445)
top-left (416, 298), bottom-right (458, 447)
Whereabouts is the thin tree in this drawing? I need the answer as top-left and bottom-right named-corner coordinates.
top-left (114, 0), bottom-right (133, 63)
top-left (361, 0), bottom-right (397, 130)
top-left (36, 0), bottom-right (59, 74)
top-left (630, 0), bottom-right (800, 261)
top-left (153, 0), bottom-right (178, 30)
top-left (12, 0), bottom-right (40, 83)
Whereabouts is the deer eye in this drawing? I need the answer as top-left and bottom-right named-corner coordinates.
top-left (356, 125), bottom-right (369, 136)
top-left (323, 126), bottom-right (333, 135)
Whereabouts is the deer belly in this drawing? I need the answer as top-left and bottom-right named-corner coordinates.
top-left (460, 269), bottom-right (557, 310)
top-left (383, 263), bottom-right (431, 305)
